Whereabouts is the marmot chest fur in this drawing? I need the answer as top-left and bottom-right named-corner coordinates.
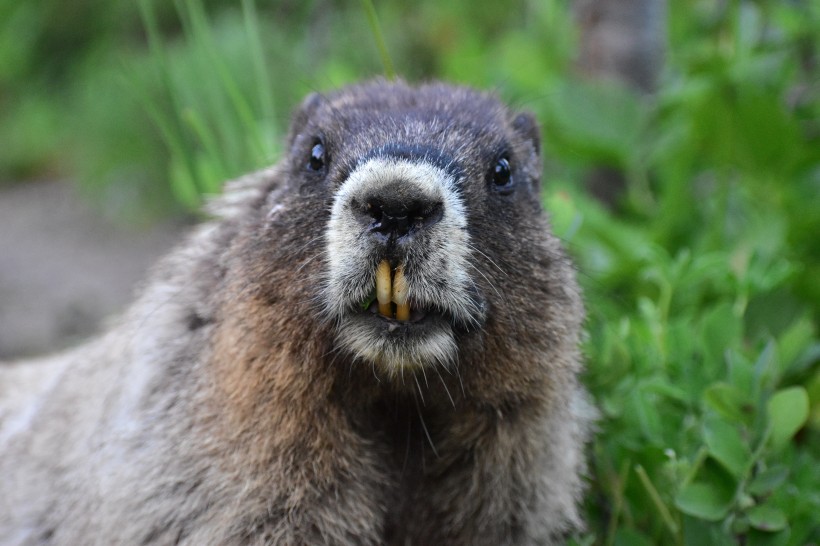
top-left (0, 80), bottom-right (592, 546)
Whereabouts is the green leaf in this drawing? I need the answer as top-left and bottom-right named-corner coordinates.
top-left (613, 528), bottom-right (654, 546)
top-left (733, 90), bottom-right (803, 178)
top-left (701, 303), bottom-right (743, 366)
top-left (703, 417), bottom-right (751, 478)
top-left (359, 293), bottom-right (376, 311)
top-left (745, 290), bottom-right (807, 341)
top-left (704, 382), bottom-right (749, 422)
top-left (566, 535), bottom-right (595, 546)
top-left (675, 482), bottom-right (734, 521)
top-left (766, 386), bottom-right (810, 450)
top-left (624, 386), bottom-right (663, 442)
top-left (748, 466), bottom-right (789, 496)
top-left (640, 376), bottom-right (689, 403)
top-left (747, 504), bottom-right (788, 532)
top-left (746, 528), bottom-right (791, 546)
top-left (754, 341), bottom-right (779, 389)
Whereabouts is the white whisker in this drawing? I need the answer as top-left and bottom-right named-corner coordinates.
top-left (414, 390), bottom-right (439, 458)
top-left (467, 242), bottom-right (509, 278)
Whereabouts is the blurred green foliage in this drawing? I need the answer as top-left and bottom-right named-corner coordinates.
top-left (1, 0), bottom-right (818, 543)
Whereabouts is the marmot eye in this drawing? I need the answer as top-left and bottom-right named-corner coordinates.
top-left (492, 157), bottom-right (512, 188)
top-left (307, 141), bottom-right (326, 171)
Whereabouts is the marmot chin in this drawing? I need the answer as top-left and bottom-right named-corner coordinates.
top-left (0, 80), bottom-right (593, 545)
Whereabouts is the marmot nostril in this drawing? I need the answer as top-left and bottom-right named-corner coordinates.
top-left (360, 196), bottom-right (444, 240)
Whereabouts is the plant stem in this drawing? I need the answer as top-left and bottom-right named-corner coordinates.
top-left (360, 0), bottom-right (396, 79)
top-left (635, 464), bottom-right (680, 539)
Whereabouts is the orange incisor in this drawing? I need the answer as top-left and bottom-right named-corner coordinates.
top-left (375, 260), bottom-right (410, 321)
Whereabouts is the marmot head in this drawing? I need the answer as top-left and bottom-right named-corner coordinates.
top-left (262, 80), bottom-right (554, 375)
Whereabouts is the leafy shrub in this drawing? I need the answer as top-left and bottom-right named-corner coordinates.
top-left (544, 2), bottom-right (820, 543)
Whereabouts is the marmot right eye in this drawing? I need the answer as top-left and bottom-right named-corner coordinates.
top-left (491, 156), bottom-right (512, 189)
top-left (307, 141), bottom-right (326, 171)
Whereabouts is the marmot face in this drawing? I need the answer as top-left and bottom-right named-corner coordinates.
top-left (283, 81), bottom-right (545, 373)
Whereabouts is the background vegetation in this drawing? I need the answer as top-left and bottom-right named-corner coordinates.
top-left (1, 0), bottom-right (817, 544)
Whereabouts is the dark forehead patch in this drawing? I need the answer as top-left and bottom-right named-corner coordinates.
top-left (309, 81), bottom-right (519, 184)
top-left (356, 143), bottom-right (464, 182)
top-left (321, 81), bottom-right (509, 130)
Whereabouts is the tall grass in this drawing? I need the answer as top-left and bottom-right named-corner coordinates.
top-left (134, 0), bottom-right (279, 208)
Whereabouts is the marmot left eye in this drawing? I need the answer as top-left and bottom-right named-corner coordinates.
top-left (308, 142), bottom-right (326, 171)
top-left (492, 157), bottom-right (512, 187)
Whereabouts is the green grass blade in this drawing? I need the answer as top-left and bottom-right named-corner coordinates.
top-left (360, 0), bottom-right (396, 79)
top-left (241, 0), bottom-right (276, 161)
top-left (635, 464), bottom-right (680, 538)
top-left (138, 0), bottom-right (201, 199)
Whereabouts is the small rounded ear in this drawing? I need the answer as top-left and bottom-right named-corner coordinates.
top-left (286, 92), bottom-right (325, 147)
top-left (512, 111), bottom-right (541, 155)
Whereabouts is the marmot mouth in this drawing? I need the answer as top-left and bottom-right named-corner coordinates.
top-left (356, 260), bottom-right (440, 328)
top-left (333, 257), bottom-right (481, 369)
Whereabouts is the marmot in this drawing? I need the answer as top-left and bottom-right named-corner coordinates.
top-left (0, 80), bottom-right (592, 545)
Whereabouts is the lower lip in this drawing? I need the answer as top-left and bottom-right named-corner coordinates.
top-left (377, 314), bottom-right (426, 333)
top-left (365, 301), bottom-right (429, 325)
top-left (348, 306), bottom-right (443, 336)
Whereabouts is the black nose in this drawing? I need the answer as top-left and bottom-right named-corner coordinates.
top-left (354, 193), bottom-right (444, 243)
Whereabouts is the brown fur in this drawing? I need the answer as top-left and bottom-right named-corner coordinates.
top-left (0, 80), bottom-right (592, 545)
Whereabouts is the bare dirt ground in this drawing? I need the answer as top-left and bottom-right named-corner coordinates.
top-left (0, 180), bottom-right (185, 359)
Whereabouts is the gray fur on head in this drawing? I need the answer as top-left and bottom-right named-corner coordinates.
top-left (0, 79), bottom-right (593, 545)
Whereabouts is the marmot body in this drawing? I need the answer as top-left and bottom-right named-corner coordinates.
top-left (0, 80), bottom-right (592, 545)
